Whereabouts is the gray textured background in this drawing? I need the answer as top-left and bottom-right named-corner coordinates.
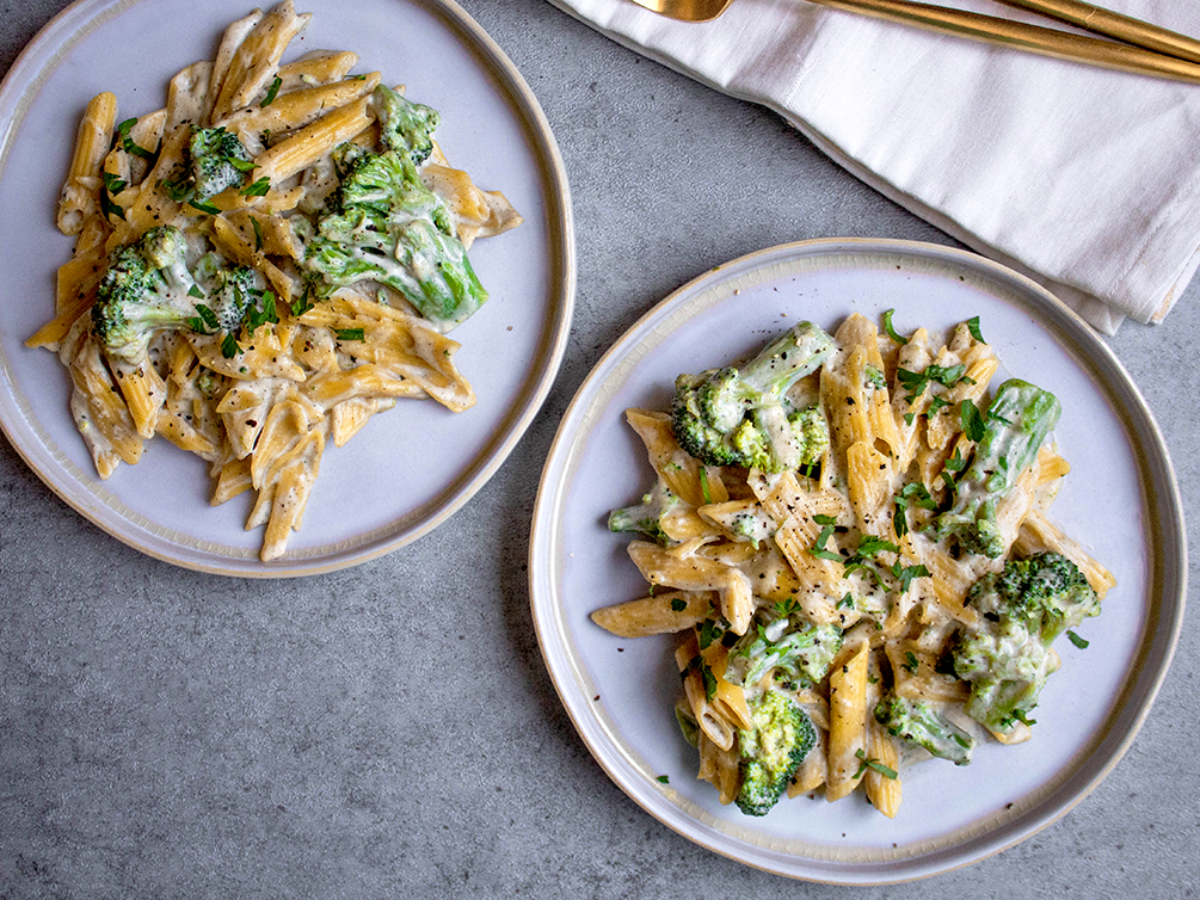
top-left (1, 0), bottom-right (1196, 897)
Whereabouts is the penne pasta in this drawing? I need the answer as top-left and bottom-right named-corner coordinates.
top-left (593, 312), bottom-right (1113, 818)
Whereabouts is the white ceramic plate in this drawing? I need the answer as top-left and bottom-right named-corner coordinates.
top-left (0, 0), bottom-right (573, 576)
top-left (529, 239), bottom-right (1185, 884)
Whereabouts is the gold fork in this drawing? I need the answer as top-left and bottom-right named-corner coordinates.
top-left (627, 0), bottom-right (1200, 84)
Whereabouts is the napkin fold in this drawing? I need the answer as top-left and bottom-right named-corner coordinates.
top-left (547, 0), bottom-right (1200, 333)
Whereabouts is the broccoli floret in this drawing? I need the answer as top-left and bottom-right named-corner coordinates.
top-left (189, 127), bottom-right (253, 200)
top-left (935, 379), bottom-right (1062, 558)
top-left (302, 147), bottom-right (487, 331)
top-left (735, 691), bottom-right (815, 816)
top-left (952, 552), bottom-right (1098, 734)
top-left (874, 696), bottom-right (974, 766)
top-left (374, 84), bottom-right (440, 163)
top-left (727, 615), bottom-right (843, 689)
top-left (672, 323), bottom-right (836, 472)
top-left (607, 478), bottom-right (680, 543)
top-left (91, 226), bottom-right (257, 363)
top-left (92, 226), bottom-right (200, 362)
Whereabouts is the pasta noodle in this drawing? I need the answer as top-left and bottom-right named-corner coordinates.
top-left (593, 312), bottom-right (1113, 817)
top-left (32, 3), bottom-right (523, 561)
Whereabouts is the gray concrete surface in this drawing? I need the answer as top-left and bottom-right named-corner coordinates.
top-left (1, 0), bottom-right (1197, 897)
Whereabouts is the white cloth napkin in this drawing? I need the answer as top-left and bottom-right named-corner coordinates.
top-left (547, 0), bottom-right (1200, 333)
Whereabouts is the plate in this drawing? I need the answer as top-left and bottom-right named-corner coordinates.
top-left (529, 239), bottom-right (1185, 884)
top-left (0, 0), bottom-right (573, 576)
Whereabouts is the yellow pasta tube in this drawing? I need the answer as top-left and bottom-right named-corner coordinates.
top-left (864, 718), bottom-right (902, 818)
top-left (220, 72), bottom-right (381, 140)
top-left (209, 1), bottom-right (312, 122)
top-left (252, 94), bottom-right (375, 185)
top-left (825, 643), bottom-right (869, 802)
top-left (590, 591), bottom-right (714, 638)
top-left (276, 50), bottom-right (359, 91)
top-left (628, 541), bottom-right (754, 635)
top-left (58, 92), bottom-right (117, 235)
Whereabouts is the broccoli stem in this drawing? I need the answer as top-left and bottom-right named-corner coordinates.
top-left (936, 379), bottom-right (1061, 558)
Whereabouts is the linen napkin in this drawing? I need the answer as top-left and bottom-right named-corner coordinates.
top-left (546, 0), bottom-right (1200, 333)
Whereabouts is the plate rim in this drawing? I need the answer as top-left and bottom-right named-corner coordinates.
top-left (0, 0), bottom-right (576, 578)
top-left (528, 236), bottom-right (1187, 884)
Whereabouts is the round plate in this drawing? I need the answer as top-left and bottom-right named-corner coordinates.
top-left (529, 238), bottom-right (1185, 884)
top-left (0, 0), bottom-right (573, 575)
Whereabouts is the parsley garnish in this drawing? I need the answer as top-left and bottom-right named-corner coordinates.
top-left (700, 660), bottom-right (717, 702)
top-left (961, 399), bottom-right (985, 442)
top-left (188, 198), bottom-right (222, 216)
top-left (699, 619), bottom-right (718, 651)
top-left (890, 562), bottom-right (930, 592)
top-left (1067, 630), bottom-right (1090, 649)
top-left (187, 284), bottom-right (205, 299)
top-left (116, 117), bottom-right (158, 163)
top-left (882, 308), bottom-right (908, 345)
top-left (656, 775), bottom-right (670, 784)
top-left (966, 315), bottom-right (986, 344)
top-left (670, 598), bottom-right (687, 612)
top-left (854, 748), bottom-right (897, 780)
top-left (100, 172), bottom-right (126, 222)
top-left (897, 363), bottom-right (970, 405)
top-left (251, 216), bottom-right (264, 251)
top-left (260, 76), bottom-right (283, 108)
top-left (240, 176), bottom-right (271, 197)
top-left (810, 517), bottom-right (842, 562)
top-left (335, 328), bottom-right (365, 342)
top-left (289, 287), bottom-right (315, 318)
top-left (192, 304), bottom-right (221, 332)
top-left (220, 332), bottom-right (240, 359)
top-left (902, 651), bottom-right (920, 674)
top-left (837, 593), bottom-right (855, 610)
top-left (774, 596), bottom-right (800, 618)
top-left (246, 290), bottom-right (279, 332)
top-left (229, 157), bottom-right (257, 173)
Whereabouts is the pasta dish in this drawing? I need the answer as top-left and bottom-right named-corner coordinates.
top-left (27, 1), bottom-right (521, 560)
top-left (592, 312), bottom-right (1114, 818)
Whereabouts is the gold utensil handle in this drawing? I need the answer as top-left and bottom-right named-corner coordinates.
top-left (1000, 0), bottom-right (1200, 65)
top-left (809, 0), bottom-right (1200, 84)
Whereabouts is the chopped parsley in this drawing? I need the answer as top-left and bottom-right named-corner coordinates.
top-left (961, 399), bottom-right (985, 442)
top-left (220, 332), bottom-right (240, 359)
top-left (670, 598), bottom-right (687, 613)
top-left (1067, 630), bottom-right (1090, 649)
top-left (902, 651), bottom-right (920, 674)
top-left (260, 76), bottom-right (283, 108)
top-left (100, 172), bottom-right (127, 222)
top-left (116, 117), bottom-right (158, 163)
top-left (335, 328), bottom-right (365, 342)
top-left (882, 308), bottom-right (908, 345)
top-left (240, 176), bottom-right (271, 197)
top-left (656, 775), bottom-right (670, 784)
top-left (966, 315), bottom-right (986, 344)
top-left (854, 748), bottom-right (897, 780)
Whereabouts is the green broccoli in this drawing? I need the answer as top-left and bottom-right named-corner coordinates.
top-left (727, 616), bottom-right (843, 689)
top-left (374, 84), bottom-right (441, 163)
top-left (91, 226), bottom-right (257, 363)
top-left (874, 696), bottom-right (974, 766)
top-left (736, 691), bottom-right (815, 816)
top-left (189, 127), bottom-right (253, 200)
top-left (671, 322), bottom-right (836, 472)
top-left (952, 552), bottom-right (1099, 734)
top-left (935, 379), bottom-right (1061, 558)
top-left (607, 478), bottom-right (680, 543)
top-left (301, 146), bottom-right (487, 331)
